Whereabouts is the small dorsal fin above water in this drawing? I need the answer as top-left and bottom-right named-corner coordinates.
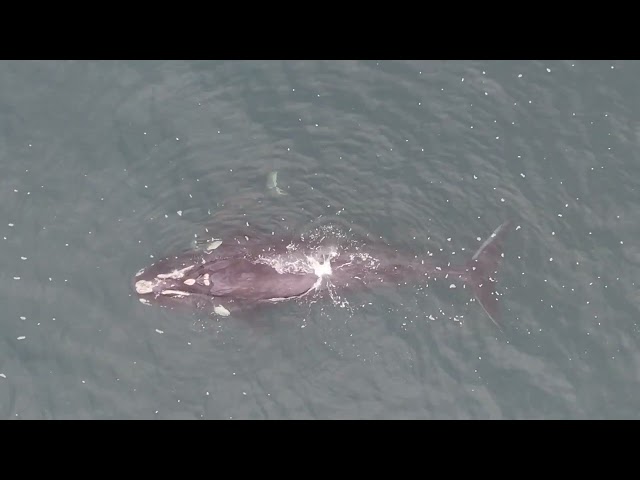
top-left (266, 170), bottom-right (288, 196)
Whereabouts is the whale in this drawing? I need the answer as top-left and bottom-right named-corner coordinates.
top-left (132, 220), bottom-right (512, 326)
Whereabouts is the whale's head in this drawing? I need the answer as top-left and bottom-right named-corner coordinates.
top-left (132, 248), bottom-right (235, 315)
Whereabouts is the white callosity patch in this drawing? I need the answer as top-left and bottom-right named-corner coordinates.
top-left (135, 280), bottom-right (157, 294)
top-left (157, 265), bottom-right (194, 279)
top-left (161, 289), bottom-right (190, 297)
top-left (202, 273), bottom-right (210, 286)
top-left (184, 278), bottom-right (196, 285)
top-left (139, 298), bottom-right (151, 305)
top-left (136, 265), bottom-right (196, 296)
top-left (214, 305), bottom-right (230, 316)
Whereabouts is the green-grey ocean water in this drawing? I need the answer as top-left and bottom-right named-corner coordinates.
top-left (1, 60), bottom-right (638, 419)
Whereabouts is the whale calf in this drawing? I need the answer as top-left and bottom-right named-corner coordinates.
top-left (133, 220), bottom-right (512, 326)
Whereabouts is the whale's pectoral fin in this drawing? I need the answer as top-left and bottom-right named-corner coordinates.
top-left (466, 221), bottom-right (513, 329)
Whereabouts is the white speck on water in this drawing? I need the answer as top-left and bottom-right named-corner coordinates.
top-left (177, 211), bottom-right (182, 216)
top-left (449, 284), bottom-right (456, 289)
top-left (520, 173), bottom-right (526, 178)
top-left (546, 68), bottom-right (551, 73)
top-left (8, 223), bottom-right (14, 227)
top-left (176, 137), bottom-right (179, 141)
top-left (21, 256), bottom-right (27, 260)
top-left (549, 258), bottom-right (553, 262)
top-left (155, 329), bottom-right (164, 334)
top-left (13, 277), bottom-right (20, 280)
top-left (518, 74), bottom-right (522, 78)
top-left (17, 336), bottom-right (26, 340)
top-left (20, 316), bottom-right (26, 320)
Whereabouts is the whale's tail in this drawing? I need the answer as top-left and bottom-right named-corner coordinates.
top-left (466, 221), bottom-right (512, 329)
